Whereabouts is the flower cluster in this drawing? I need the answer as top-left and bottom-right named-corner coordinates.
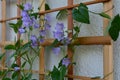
top-left (19, 3), bottom-right (40, 34)
top-left (18, 3), bottom-right (52, 47)
top-left (52, 23), bottom-right (71, 55)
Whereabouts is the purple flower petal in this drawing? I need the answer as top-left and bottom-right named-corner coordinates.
top-left (30, 35), bottom-right (38, 47)
top-left (14, 67), bottom-right (20, 71)
top-left (34, 23), bottom-right (39, 28)
top-left (61, 37), bottom-right (71, 45)
top-left (45, 24), bottom-right (51, 30)
top-left (21, 11), bottom-right (28, 17)
top-left (55, 23), bottom-right (64, 32)
top-left (39, 30), bottom-right (46, 37)
top-left (39, 38), bottom-right (44, 43)
top-left (62, 58), bottom-right (70, 67)
top-left (24, 3), bottom-right (32, 11)
top-left (19, 28), bottom-right (25, 34)
top-left (52, 47), bottom-right (61, 55)
top-left (53, 31), bottom-right (64, 41)
top-left (30, 35), bottom-right (37, 42)
top-left (45, 14), bottom-right (51, 21)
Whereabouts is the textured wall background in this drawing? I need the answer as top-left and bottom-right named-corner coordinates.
top-left (0, 0), bottom-right (120, 80)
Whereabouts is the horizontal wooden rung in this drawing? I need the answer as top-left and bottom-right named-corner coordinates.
top-left (0, 36), bottom-right (111, 47)
top-left (72, 36), bottom-right (111, 45)
top-left (0, 0), bottom-right (110, 22)
top-left (0, 67), bottom-right (100, 80)
top-left (41, 36), bottom-right (111, 46)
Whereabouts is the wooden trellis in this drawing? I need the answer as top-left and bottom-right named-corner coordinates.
top-left (0, 0), bottom-right (113, 80)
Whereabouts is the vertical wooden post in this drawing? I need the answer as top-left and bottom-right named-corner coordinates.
top-left (67, 0), bottom-right (73, 80)
top-left (16, 0), bottom-right (21, 67)
top-left (39, 0), bottom-right (45, 80)
top-left (1, 0), bottom-right (6, 70)
top-left (103, 0), bottom-right (113, 80)
top-left (17, 0), bottom-right (21, 80)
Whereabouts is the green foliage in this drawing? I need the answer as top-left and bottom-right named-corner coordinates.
top-left (17, 4), bottom-right (24, 10)
top-left (108, 14), bottom-right (120, 41)
top-left (0, 53), bottom-right (5, 60)
top-left (56, 9), bottom-right (68, 20)
top-left (72, 26), bottom-right (80, 40)
top-left (30, 13), bottom-right (39, 19)
top-left (9, 20), bottom-right (22, 33)
top-left (45, 3), bottom-right (51, 10)
top-left (4, 44), bottom-right (16, 50)
top-left (99, 12), bottom-right (111, 19)
top-left (2, 78), bottom-right (11, 80)
top-left (50, 65), bottom-right (67, 80)
top-left (12, 71), bottom-right (19, 79)
top-left (72, 3), bottom-right (90, 24)
top-left (51, 66), bottom-right (60, 80)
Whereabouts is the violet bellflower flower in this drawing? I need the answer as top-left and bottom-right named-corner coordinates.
top-left (45, 23), bottom-right (51, 30)
top-left (24, 3), bottom-right (32, 11)
top-left (45, 14), bottom-right (51, 22)
top-left (30, 35), bottom-right (38, 47)
top-left (39, 30), bottom-right (46, 37)
top-left (22, 15), bottom-right (33, 27)
top-left (61, 37), bottom-right (71, 45)
top-left (32, 17), bottom-right (40, 28)
top-left (52, 47), bottom-right (61, 55)
top-left (55, 23), bottom-right (64, 32)
top-left (14, 67), bottom-right (20, 71)
top-left (34, 23), bottom-right (39, 28)
top-left (62, 58), bottom-right (70, 67)
top-left (53, 23), bottom-right (65, 41)
top-left (21, 11), bottom-right (28, 17)
top-left (53, 31), bottom-right (64, 41)
top-left (39, 38), bottom-right (44, 43)
top-left (19, 28), bottom-right (25, 34)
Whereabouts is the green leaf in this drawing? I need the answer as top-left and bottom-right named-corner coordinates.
top-left (17, 4), bottom-right (24, 10)
top-left (9, 20), bottom-right (22, 33)
top-left (99, 12), bottom-right (111, 19)
top-left (74, 26), bottom-right (80, 33)
top-left (30, 13), bottom-right (39, 19)
top-left (0, 53), bottom-right (5, 60)
top-left (51, 66), bottom-right (60, 80)
top-left (60, 65), bottom-right (67, 80)
top-left (22, 61), bottom-right (27, 68)
top-left (9, 19), bottom-right (22, 33)
top-left (72, 3), bottom-right (90, 24)
top-left (109, 14), bottom-right (120, 41)
top-left (4, 44), bottom-right (16, 50)
top-left (104, 19), bottom-right (113, 36)
top-left (56, 9), bottom-right (68, 20)
top-left (2, 78), bottom-right (11, 80)
top-left (12, 71), bottom-right (19, 79)
top-left (58, 55), bottom-right (68, 68)
top-left (24, 73), bottom-right (32, 80)
top-left (45, 3), bottom-right (51, 10)
top-left (49, 39), bottom-right (59, 48)
top-left (9, 23), bottom-right (18, 33)
top-left (11, 64), bottom-right (19, 68)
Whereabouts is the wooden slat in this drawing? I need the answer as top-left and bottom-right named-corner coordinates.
top-left (103, 0), bottom-right (113, 80)
top-left (39, 0), bottom-right (45, 80)
top-left (67, 0), bottom-right (73, 80)
top-left (0, 36), bottom-right (111, 47)
top-left (1, 0), bottom-right (6, 70)
top-left (16, 0), bottom-right (21, 67)
top-left (16, 0), bottom-right (21, 80)
top-left (0, 0), bottom-right (110, 22)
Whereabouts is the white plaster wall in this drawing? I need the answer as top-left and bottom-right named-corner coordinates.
top-left (0, 0), bottom-right (120, 80)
